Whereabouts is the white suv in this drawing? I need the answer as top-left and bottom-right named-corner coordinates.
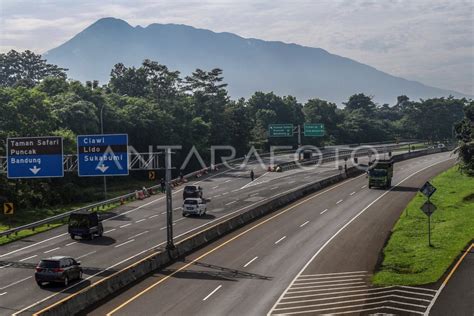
top-left (182, 198), bottom-right (207, 217)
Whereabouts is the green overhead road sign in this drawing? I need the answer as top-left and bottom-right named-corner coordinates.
top-left (269, 124), bottom-right (294, 137)
top-left (304, 123), bottom-right (325, 137)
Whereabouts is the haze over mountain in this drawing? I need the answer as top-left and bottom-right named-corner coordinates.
top-left (45, 17), bottom-right (470, 105)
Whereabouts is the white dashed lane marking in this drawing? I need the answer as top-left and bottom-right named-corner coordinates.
top-left (203, 285), bottom-right (222, 301)
top-left (19, 255), bottom-right (37, 262)
top-left (300, 221), bottom-right (309, 227)
top-left (275, 236), bottom-right (286, 245)
top-left (43, 247), bottom-right (60, 254)
top-left (115, 239), bottom-right (135, 248)
top-left (128, 231), bottom-right (149, 239)
top-left (243, 256), bottom-right (259, 268)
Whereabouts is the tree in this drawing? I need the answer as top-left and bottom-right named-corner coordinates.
top-left (304, 98), bottom-right (343, 144)
top-left (454, 102), bottom-right (474, 175)
top-left (109, 63), bottom-right (148, 97)
top-left (0, 50), bottom-right (67, 88)
top-left (343, 93), bottom-right (376, 114)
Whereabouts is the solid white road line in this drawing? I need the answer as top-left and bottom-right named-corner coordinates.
top-left (104, 229), bottom-right (116, 234)
top-left (128, 231), bottom-right (149, 239)
top-left (77, 251), bottom-right (97, 260)
top-left (115, 239), bottom-right (135, 248)
top-left (336, 199), bottom-right (343, 204)
top-left (296, 274), bottom-right (368, 281)
top-left (44, 247), bottom-right (60, 254)
top-left (268, 157), bottom-right (454, 315)
top-left (19, 255), bottom-right (37, 262)
top-left (119, 223), bottom-right (132, 228)
top-left (0, 276), bottom-right (32, 290)
top-left (320, 209), bottom-right (328, 214)
top-left (203, 285), bottom-right (222, 301)
top-left (292, 278), bottom-right (364, 286)
top-left (290, 282), bottom-right (367, 291)
top-left (299, 271), bottom-right (368, 277)
top-left (243, 256), bottom-right (259, 268)
top-left (283, 286), bottom-right (394, 299)
top-left (273, 301), bottom-right (425, 315)
top-left (300, 221), bottom-right (309, 227)
top-left (225, 200), bottom-right (237, 206)
top-left (275, 236), bottom-right (287, 245)
top-left (287, 285), bottom-right (369, 295)
top-left (135, 219), bottom-right (146, 223)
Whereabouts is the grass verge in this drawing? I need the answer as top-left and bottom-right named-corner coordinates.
top-left (373, 166), bottom-right (474, 286)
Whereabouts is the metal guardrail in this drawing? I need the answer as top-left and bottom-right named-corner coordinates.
top-left (0, 142), bottom-right (423, 238)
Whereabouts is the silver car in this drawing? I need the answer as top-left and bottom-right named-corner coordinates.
top-left (182, 198), bottom-right (207, 216)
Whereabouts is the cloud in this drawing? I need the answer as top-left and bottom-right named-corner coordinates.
top-left (0, 0), bottom-right (472, 95)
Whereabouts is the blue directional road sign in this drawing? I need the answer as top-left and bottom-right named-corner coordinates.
top-left (77, 134), bottom-right (129, 177)
top-left (7, 136), bottom-right (64, 179)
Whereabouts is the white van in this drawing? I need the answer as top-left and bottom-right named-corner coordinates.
top-left (182, 198), bottom-right (207, 216)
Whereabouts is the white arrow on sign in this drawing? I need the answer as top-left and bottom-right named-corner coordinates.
top-left (29, 166), bottom-right (41, 175)
top-left (97, 164), bottom-right (109, 173)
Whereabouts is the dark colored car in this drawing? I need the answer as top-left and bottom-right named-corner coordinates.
top-left (35, 256), bottom-right (82, 287)
top-left (68, 211), bottom-right (103, 240)
top-left (183, 185), bottom-right (203, 199)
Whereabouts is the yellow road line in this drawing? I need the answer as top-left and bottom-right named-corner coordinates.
top-left (105, 176), bottom-right (364, 315)
top-left (442, 243), bottom-right (473, 286)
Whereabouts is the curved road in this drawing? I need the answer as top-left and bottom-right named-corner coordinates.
top-left (86, 152), bottom-right (455, 315)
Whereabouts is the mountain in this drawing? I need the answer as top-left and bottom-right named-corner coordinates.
top-left (45, 17), bottom-right (470, 105)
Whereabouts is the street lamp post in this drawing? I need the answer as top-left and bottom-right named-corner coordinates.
top-left (100, 104), bottom-right (107, 200)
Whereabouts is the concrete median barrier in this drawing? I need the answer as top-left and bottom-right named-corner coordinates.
top-left (38, 148), bottom-right (444, 316)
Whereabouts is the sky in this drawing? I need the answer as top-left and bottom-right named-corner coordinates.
top-left (0, 0), bottom-right (473, 95)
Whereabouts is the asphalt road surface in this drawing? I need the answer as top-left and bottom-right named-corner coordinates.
top-left (86, 152), bottom-right (455, 316)
top-left (429, 244), bottom-right (474, 316)
top-left (0, 149), bottom-right (382, 315)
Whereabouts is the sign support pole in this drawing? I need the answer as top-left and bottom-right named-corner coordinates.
top-left (297, 125), bottom-right (302, 147)
top-left (428, 197), bottom-right (432, 247)
top-left (165, 148), bottom-right (175, 250)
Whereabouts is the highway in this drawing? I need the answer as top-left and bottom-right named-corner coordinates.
top-left (0, 149), bottom-right (379, 315)
top-left (85, 152), bottom-right (455, 316)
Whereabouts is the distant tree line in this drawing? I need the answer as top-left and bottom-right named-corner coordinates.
top-left (0, 49), bottom-right (471, 209)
